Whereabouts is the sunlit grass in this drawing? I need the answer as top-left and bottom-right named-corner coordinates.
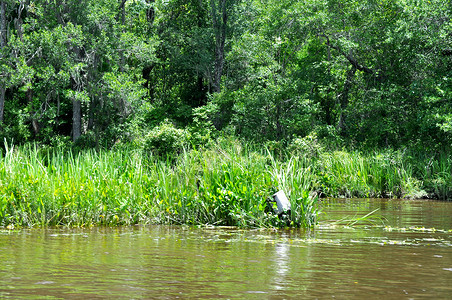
top-left (0, 139), bottom-right (318, 228)
top-left (414, 152), bottom-right (452, 200)
top-left (314, 150), bottom-right (426, 199)
top-left (0, 138), bottom-right (450, 228)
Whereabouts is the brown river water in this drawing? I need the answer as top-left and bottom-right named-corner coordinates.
top-left (1, 198), bottom-right (452, 299)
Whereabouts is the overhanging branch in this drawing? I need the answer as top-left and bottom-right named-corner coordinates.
top-left (321, 33), bottom-right (377, 76)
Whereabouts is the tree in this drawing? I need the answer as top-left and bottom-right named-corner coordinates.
top-left (0, 1), bottom-right (6, 124)
top-left (0, 0), bottom-right (155, 146)
top-left (210, 0), bottom-right (228, 93)
top-left (0, 0), bottom-right (449, 150)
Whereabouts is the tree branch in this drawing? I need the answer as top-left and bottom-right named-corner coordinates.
top-left (116, 0), bottom-right (127, 22)
top-left (321, 33), bottom-right (376, 76)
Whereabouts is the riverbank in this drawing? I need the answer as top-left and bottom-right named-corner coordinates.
top-left (0, 139), bottom-right (450, 228)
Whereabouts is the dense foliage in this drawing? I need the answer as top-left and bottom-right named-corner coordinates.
top-left (2, 138), bottom-right (452, 228)
top-left (0, 1), bottom-right (451, 229)
top-left (0, 0), bottom-right (450, 150)
top-left (0, 140), bottom-right (320, 227)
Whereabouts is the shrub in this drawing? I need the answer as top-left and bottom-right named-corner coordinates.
top-left (143, 120), bottom-right (188, 157)
top-left (187, 106), bottom-right (217, 148)
top-left (289, 133), bottom-right (323, 158)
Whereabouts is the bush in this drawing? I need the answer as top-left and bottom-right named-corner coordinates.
top-left (187, 106), bottom-right (217, 148)
top-left (143, 120), bottom-right (188, 157)
top-left (289, 133), bottom-right (323, 158)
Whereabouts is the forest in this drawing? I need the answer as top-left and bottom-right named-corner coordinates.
top-left (0, 0), bottom-right (450, 150)
top-left (0, 0), bottom-right (451, 227)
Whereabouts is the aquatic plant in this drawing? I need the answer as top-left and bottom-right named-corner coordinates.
top-left (0, 138), bottom-right (450, 228)
top-left (329, 208), bottom-right (385, 227)
top-left (0, 140), bottom-right (318, 228)
top-left (314, 150), bottom-right (426, 199)
top-left (415, 152), bottom-right (452, 200)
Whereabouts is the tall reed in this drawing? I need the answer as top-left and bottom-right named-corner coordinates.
top-left (314, 150), bottom-right (425, 199)
top-left (0, 140), bottom-right (319, 228)
top-left (1, 139), bottom-right (449, 228)
top-left (413, 152), bottom-right (452, 200)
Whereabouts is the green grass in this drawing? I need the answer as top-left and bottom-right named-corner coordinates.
top-left (0, 138), bottom-right (450, 228)
top-left (329, 208), bottom-right (386, 227)
top-left (0, 139), bottom-right (318, 228)
top-left (315, 150), bottom-right (426, 199)
top-left (413, 152), bottom-right (452, 200)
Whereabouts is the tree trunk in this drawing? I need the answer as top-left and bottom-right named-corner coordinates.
top-left (0, 1), bottom-right (7, 124)
top-left (276, 102), bottom-right (282, 139)
top-left (0, 88), bottom-right (5, 124)
top-left (142, 64), bottom-right (154, 100)
top-left (338, 66), bottom-right (356, 133)
top-left (118, 0), bottom-right (126, 72)
top-left (87, 98), bottom-right (95, 131)
top-left (14, 1), bottom-right (25, 42)
top-left (210, 0), bottom-right (227, 93)
top-left (54, 0), bottom-right (66, 25)
top-left (72, 99), bottom-right (82, 142)
top-left (0, 2), bottom-right (6, 49)
top-left (71, 43), bottom-right (85, 143)
top-left (146, 0), bottom-right (155, 24)
top-left (196, 75), bottom-right (206, 106)
top-left (26, 88), bottom-right (40, 136)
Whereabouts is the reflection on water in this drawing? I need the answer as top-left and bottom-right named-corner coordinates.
top-left (272, 243), bottom-right (290, 291)
top-left (0, 199), bottom-right (451, 299)
top-left (320, 198), bottom-right (452, 230)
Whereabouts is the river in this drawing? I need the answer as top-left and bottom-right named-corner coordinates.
top-left (1, 198), bottom-right (452, 299)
